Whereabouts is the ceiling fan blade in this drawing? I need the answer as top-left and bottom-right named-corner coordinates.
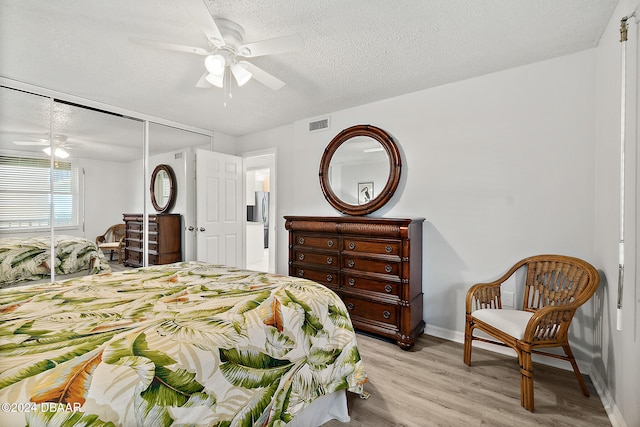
top-left (183, 0), bottom-right (225, 48)
top-left (195, 72), bottom-right (211, 88)
top-left (240, 61), bottom-right (285, 90)
top-left (129, 38), bottom-right (209, 55)
top-left (13, 140), bottom-right (49, 146)
top-left (238, 34), bottom-right (304, 58)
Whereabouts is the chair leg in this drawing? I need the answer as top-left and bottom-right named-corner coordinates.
top-left (463, 318), bottom-right (473, 365)
top-left (563, 344), bottom-right (590, 397)
top-left (519, 350), bottom-right (534, 412)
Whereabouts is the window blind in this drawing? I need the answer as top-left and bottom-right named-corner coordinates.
top-left (0, 155), bottom-right (78, 230)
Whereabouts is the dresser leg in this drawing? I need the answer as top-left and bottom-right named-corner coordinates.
top-left (396, 321), bottom-right (425, 350)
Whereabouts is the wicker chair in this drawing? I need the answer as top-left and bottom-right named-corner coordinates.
top-left (463, 254), bottom-right (600, 412)
top-left (96, 224), bottom-right (126, 264)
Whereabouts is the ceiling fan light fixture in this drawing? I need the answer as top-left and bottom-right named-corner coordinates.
top-left (43, 146), bottom-right (70, 159)
top-left (204, 54), bottom-right (225, 75)
top-left (231, 63), bottom-right (252, 86)
top-left (205, 72), bottom-right (224, 88)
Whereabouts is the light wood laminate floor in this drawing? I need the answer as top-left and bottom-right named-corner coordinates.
top-left (325, 333), bottom-right (610, 427)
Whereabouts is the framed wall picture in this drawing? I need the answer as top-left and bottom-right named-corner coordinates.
top-left (358, 182), bottom-right (373, 205)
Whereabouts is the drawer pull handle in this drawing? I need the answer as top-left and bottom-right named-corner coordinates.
top-left (327, 240), bottom-right (334, 247)
top-left (347, 303), bottom-right (354, 310)
top-left (326, 274), bottom-right (333, 282)
top-left (298, 270), bottom-right (305, 277)
top-left (385, 245), bottom-right (392, 253)
top-left (384, 284), bottom-right (392, 293)
top-left (298, 237), bottom-right (305, 244)
top-left (348, 278), bottom-right (355, 286)
top-left (327, 257), bottom-right (333, 264)
top-left (349, 242), bottom-right (356, 250)
top-left (385, 265), bottom-right (392, 273)
top-left (298, 254), bottom-right (305, 261)
top-left (348, 260), bottom-right (355, 268)
top-left (383, 310), bottom-right (391, 319)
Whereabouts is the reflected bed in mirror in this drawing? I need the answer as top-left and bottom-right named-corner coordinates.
top-left (319, 124), bottom-right (401, 215)
top-left (150, 164), bottom-right (176, 213)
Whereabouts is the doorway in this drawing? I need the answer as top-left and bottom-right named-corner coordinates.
top-left (243, 150), bottom-right (276, 273)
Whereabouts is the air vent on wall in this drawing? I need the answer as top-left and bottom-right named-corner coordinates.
top-left (175, 152), bottom-right (183, 159)
top-left (308, 117), bottom-right (330, 132)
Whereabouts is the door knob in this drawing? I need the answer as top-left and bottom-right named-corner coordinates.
top-left (188, 226), bottom-right (195, 231)
top-left (199, 227), bottom-right (206, 232)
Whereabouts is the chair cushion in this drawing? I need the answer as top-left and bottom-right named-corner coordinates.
top-left (98, 242), bottom-right (120, 250)
top-left (471, 309), bottom-right (534, 340)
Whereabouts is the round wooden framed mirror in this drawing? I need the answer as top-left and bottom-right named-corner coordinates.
top-left (150, 164), bottom-right (177, 213)
top-left (319, 124), bottom-right (401, 216)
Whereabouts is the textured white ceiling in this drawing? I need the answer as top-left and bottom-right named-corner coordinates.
top-left (0, 0), bottom-right (618, 138)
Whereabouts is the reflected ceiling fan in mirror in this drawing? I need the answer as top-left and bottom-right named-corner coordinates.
top-left (12, 134), bottom-right (72, 159)
top-left (130, 0), bottom-right (303, 97)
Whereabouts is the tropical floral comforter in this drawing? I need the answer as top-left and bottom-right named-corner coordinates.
top-left (0, 235), bottom-right (111, 288)
top-left (0, 262), bottom-right (367, 426)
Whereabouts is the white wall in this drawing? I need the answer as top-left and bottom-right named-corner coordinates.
top-left (238, 41), bottom-right (640, 425)
top-left (81, 158), bottom-right (132, 241)
top-left (593, 1), bottom-right (640, 426)
top-left (239, 48), bottom-right (598, 353)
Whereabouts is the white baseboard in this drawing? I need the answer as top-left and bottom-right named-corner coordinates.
top-left (424, 324), bottom-right (625, 427)
top-left (588, 368), bottom-right (627, 427)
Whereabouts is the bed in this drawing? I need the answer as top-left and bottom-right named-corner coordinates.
top-left (0, 235), bottom-right (111, 288)
top-left (0, 261), bottom-right (368, 426)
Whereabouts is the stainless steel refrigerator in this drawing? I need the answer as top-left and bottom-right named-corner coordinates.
top-left (251, 191), bottom-right (269, 248)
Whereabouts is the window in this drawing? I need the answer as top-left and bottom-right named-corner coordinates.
top-left (0, 155), bottom-right (79, 230)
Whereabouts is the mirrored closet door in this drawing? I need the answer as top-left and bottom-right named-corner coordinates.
top-left (1, 82), bottom-right (212, 286)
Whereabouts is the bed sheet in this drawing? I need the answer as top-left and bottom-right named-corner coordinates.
top-left (0, 235), bottom-right (111, 287)
top-left (0, 261), bottom-right (367, 426)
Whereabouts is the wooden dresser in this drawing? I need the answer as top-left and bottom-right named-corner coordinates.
top-left (123, 213), bottom-right (182, 267)
top-left (284, 216), bottom-right (424, 350)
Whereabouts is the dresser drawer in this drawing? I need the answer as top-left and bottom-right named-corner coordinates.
top-left (293, 234), bottom-right (339, 251)
top-left (293, 250), bottom-right (337, 267)
top-left (127, 229), bottom-right (143, 241)
top-left (127, 238), bottom-right (143, 250)
top-left (341, 295), bottom-right (397, 326)
top-left (127, 221), bottom-right (143, 232)
top-left (291, 266), bottom-right (339, 288)
top-left (125, 249), bottom-right (142, 264)
top-left (126, 222), bottom-right (158, 232)
top-left (343, 238), bottom-right (400, 255)
top-left (342, 274), bottom-right (401, 297)
top-left (343, 257), bottom-right (401, 276)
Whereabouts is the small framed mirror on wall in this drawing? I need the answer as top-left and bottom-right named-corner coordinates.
top-left (319, 124), bottom-right (401, 216)
top-left (150, 164), bottom-right (176, 213)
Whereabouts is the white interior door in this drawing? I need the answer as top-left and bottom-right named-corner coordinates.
top-left (195, 149), bottom-right (243, 266)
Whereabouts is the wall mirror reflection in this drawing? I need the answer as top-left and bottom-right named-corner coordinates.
top-left (329, 136), bottom-right (390, 206)
top-left (0, 83), bottom-right (211, 287)
top-left (150, 164), bottom-right (176, 213)
top-left (319, 124), bottom-right (401, 216)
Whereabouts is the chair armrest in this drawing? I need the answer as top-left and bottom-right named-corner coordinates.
top-left (466, 258), bottom-right (529, 313)
top-left (466, 282), bottom-right (502, 313)
top-left (523, 303), bottom-right (579, 343)
top-left (118, 236), bottom-right (126, 245)
top-left (96, 235), bottom-right (106, 244)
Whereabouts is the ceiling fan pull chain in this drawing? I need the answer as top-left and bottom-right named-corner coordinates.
top-left (224, 70), bottom-right (230, 107)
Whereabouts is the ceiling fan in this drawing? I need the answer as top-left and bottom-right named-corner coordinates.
top-left (130, 0), bottom-right (304, 91)
top-left (12, 135), bottom-right (72, 158)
